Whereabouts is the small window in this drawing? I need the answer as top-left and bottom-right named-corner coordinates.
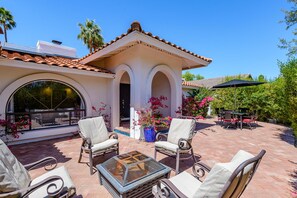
top-left (6, 80), bottom-right (86, 131)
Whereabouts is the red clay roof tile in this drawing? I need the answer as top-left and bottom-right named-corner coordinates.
top-left (78, 22), bottom-right (212, 63)
top-left (0, 49), bottom-right (113, 74)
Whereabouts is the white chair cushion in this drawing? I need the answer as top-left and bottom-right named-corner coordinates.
top-left (152, 171), bottom-right (202, 198)
top-left (155, 141), bottom-right (178, 153)
top-left (167, 119), bottom-right (196, 145)
top-left (29, 166), bottom-right (76, 198)
top-left (78, 116), bottom-right (109, 145)
top-left (196, 150), bottom-right (254, 197)
top-left (0, 139), bottom-right (31, 192)
top-left (91, 139), bottom-right (118, 152)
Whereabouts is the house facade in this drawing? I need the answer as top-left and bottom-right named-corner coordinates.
top-left (0, 22), bottom-right (211, 144)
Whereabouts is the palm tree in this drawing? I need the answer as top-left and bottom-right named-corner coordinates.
top-left (77, 19), bottom-right (104, 53)
top-left (0, 7), bottom-right (16, 43)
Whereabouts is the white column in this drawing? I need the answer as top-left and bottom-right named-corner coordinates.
top-left (130, 107), bottom-right (142, 139)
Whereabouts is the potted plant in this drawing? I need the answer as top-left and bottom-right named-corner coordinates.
top-left (134, 96), bottom-right (171, 142)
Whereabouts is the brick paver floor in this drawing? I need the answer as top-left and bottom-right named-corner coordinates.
top-left (9, 118), bottom-right (297, 197)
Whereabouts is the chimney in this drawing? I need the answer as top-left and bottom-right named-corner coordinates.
top-left (37, 40), bottom-right (76, 58)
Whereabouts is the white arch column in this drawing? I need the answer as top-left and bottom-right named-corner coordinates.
top-left (146, 65), bottom-right (182, 117)
top-left (111, 64), bottom-right (138, 138)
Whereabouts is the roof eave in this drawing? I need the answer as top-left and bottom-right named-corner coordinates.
top-left (80, 31), bottom-right (212, 67)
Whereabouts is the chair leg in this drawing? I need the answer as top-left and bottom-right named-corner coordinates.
top-left (78, 147), bottom-right (83, 163)
top-left (89, 151), bottom-right (93, 175)
top-left (176, 151), bottom-right (180, 175)
top-left (154, 148), bottom-right (157, 160)
top-left (191, 148), bottom-right (196, 162)
top-left (117, 144), bottom-right (119, 155)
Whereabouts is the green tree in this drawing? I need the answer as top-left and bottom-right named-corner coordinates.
top-left (77, 19), bottom-right (104, 53)
top-left (279, 59), bottom-right (297, 146)
top-left (182, 71), bottom-right (195, 81)
top-left (0, 7), bottom-right (16, 43)
top-left (279, 0), bottom-right (297, 56)
top-left (195, 74), bottom-right (204, 80)
top-left (182, 71), bottom-right (204, 81)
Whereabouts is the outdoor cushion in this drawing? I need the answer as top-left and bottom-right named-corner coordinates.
top-left (196, 150), bottom-right (254, 197)
top-left (0, 139), bottom-right (31, 193)
top-left (155, 141), bottom-right (179, 152)
top-left (91, 139), bottom-right (118, 152)
top-left (78, 116), bottom-right (109, 145)
top-left (29, 166), bottom-right (76, 198)
top-left (152, 171), bottom-right (202, 198)
top-left (167, 119), bottom-right (196, 145)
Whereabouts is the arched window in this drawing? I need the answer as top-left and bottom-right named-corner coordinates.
top-left (6, 80), bottom-right (86, 130)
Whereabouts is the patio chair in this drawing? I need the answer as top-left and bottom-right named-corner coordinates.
top-left (242, 115), bottom-right (257, 130)
top-left (153, 149), bottom-right (266, 198)
top-left (222, 111), bottom-right (238, 129)
top-left (78, 116), bottom-right (119, 175)
top-left (0, 139), bottom-right (76, 198)
top-left (154, 118), bottom-right (196, 174)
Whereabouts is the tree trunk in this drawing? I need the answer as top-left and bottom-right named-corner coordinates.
top-left (4, 27), bottom-right (7, 43)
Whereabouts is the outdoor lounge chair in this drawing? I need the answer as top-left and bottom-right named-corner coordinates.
top-left (78, 116), bottom-right (119, 175)
top-left (154, 118), bottom-right (196, 174)
top-left (153, 149), bottom-right (266, 198)
top-left (0, 139), bottom-right (76, 198)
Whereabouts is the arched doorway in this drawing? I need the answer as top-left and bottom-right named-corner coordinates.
top-left (151, 71), bottom-right (171, 117)
top-left (119, 72), bottom-right (131, 129)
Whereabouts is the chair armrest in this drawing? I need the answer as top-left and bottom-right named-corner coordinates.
top-left (192, 162), bottom-right (211, 180)
top-left (78, 131), bottom-right (92, 149)
top-left (156, 133), bottom-right (168, 141)
top-left (155, 179), bottom-right (187, 198)
top-left (0, 176), bottom-right (64, 198)
top-left (178, 138), bottom-right (192, 150)
top-left (24, 157), bottom-right (57, 171)
top-left (109, 132), bottom-right (118, 139)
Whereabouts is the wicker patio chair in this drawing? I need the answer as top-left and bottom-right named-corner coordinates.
top-left (78, 116), bottom-right (119, 175)
top-left (153, 149), bottom-right (266, 198)
top-left (154, 118), bottom-right (196, 174)
top-left (0, 139), bottom-right (76, 198)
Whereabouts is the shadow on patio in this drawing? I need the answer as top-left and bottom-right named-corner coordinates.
top-left (276, 127), bottom-right (296, 146)
top-left (10, 136), bottom-right (74, 170)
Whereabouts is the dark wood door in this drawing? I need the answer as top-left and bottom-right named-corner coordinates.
top-left (120, 84), bottom-right (130, 119)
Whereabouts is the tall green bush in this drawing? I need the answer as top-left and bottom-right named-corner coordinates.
top-left (280, 59), bottom-right (297, 141)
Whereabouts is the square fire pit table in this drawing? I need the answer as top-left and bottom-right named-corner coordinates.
top-left (96, 151), bottom-right (171, 198)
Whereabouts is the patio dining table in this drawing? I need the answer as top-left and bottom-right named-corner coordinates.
top-left (232, 112), bottom-right (248, 130)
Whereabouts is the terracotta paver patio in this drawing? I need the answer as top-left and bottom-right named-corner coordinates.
top-left (9, 118), bottom-right (297, 198)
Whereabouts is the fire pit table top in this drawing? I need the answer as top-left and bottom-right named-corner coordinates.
top-left (97, 151), bottom-right (171, 196)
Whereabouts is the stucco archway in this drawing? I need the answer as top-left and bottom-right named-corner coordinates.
top-left (0, 73), bottom-right (92, 118)
top-left (112, 64), bottom-right (135, 131)
top-left (146, 65), bottom-right (182, 116)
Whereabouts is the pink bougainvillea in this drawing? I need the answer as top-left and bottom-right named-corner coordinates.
top-left (0, 115), bottom-right (30, 138)
top-left (134, 96), bottom-right (172, 131)
top-left (176, 95), bottom-right (213, 118)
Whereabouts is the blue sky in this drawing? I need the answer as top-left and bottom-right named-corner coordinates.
top-left (1, 0), bottom-right (293, 79)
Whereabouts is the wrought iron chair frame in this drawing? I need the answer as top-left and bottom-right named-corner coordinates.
top-left (78, 117), bottom-right (119, 175)
top-left (154, 150), bottom-right (266, 198)
top-left (154, 132), bottom-right (197, 175)
top-left (0, 156), bottom-right (76, 198)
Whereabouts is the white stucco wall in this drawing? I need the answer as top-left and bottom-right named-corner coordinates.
top-left (0, 63), bottom-right (112, 144)
top-left (95, 44), bottom-right (183, 138)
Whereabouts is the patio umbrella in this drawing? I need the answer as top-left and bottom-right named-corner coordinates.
top-left (212, 79), bottom-right (265, 110)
